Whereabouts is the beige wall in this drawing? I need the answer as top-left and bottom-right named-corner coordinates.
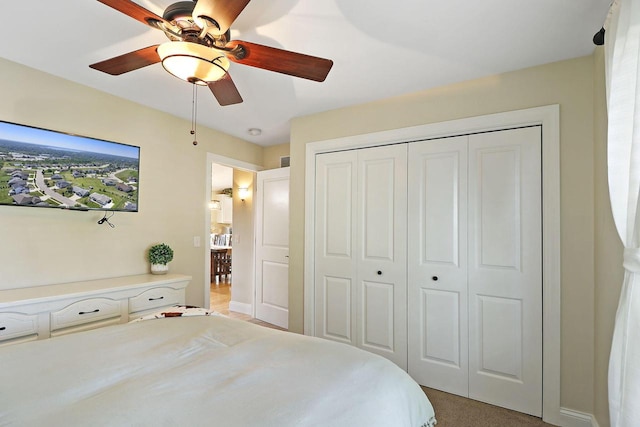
top-left (0, 57), bottom-right (263, 308)
top-left (289, 53), bottom-right (620, 421)
top-left (263, 143), bottom-right (290, 169)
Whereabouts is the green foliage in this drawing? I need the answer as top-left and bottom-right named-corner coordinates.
top-left (148, 243), bottom-right (174, 265)
top-left (0, 169), bottom-right (11, 204)
top-left (116, 169), bottom-right (138, 182)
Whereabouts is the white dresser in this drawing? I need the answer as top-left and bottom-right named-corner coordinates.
top-left (0, 274), bottom-right (191, 345)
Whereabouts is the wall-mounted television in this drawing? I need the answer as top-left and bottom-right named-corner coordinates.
top-left (0, 120), bottom-right (140, 212)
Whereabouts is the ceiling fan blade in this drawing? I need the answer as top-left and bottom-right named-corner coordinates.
top-left (90, 45), bottom-right (160, 75)
top-left (193, 0), bottom-right (251, 36)
top-left (208, 73), bottom-right (243, 106)
top-left (98, 0), bottom-right (168, 27)
top-left (226, 41), bottom-right (333, 82)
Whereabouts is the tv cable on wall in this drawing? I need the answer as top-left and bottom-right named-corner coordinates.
top-left (97, 211), bottom-right (116, 228)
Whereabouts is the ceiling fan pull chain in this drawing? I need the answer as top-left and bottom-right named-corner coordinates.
top-left (191, 83), bottom-right (198, 146)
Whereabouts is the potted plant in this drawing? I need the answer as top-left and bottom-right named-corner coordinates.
top-left (148, 243), bottom-right (174, 275)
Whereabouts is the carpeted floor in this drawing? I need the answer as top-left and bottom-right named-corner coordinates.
top-left (422, 387), bottom-right (556, 426)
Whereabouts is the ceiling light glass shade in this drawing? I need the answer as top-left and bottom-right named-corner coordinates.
top-left (157, 41), bottom-right (230, 84)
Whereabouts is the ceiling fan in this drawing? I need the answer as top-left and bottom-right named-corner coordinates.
top-left (90, 0), bottom-right (334, 106)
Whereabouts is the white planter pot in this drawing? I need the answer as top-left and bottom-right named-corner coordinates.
top-left (150, 263), bottom-right (169, 275)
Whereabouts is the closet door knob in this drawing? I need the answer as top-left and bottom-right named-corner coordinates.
top-left (377, 271), bottom-right (382, 275)
top-left (432, 276), bottom-right (439, 281)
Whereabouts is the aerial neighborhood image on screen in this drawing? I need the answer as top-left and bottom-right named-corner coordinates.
top-left (0, 120), bottom-right (140, 212)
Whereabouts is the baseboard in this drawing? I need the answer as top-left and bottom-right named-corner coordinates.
top-left (228, 301), bottom-right (252, 316)
top-left (558, 408), bottom-right (600, 427)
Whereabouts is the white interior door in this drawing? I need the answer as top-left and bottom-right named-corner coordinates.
top-left (255, 167), bottom-right (290, 329)
top-left (408, 136), bottom-right (469, 396)
top-left (467, 127), bottom-right (542, 416)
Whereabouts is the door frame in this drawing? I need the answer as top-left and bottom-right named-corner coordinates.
top-left (204, 152), bottom-right (262, 312)
top-left (303, 105), bottom-right (563, 425)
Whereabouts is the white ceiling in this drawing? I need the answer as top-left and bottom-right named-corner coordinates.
top-left (0, 0), bottom-right (610, 147)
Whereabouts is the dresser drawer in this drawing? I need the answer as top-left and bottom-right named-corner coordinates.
top-left (50, 298), bottom-right (122, 331)
top-left (0, 312), bottom-right (39, 343)
top-left (129, 287), bottom-right (185, 315)
top-left (0, 274), bottom-right (191, 340)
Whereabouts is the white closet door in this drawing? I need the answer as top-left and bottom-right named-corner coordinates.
top-left (356, 144), bottom-right (407, 369)
top-left (407, 127), bottom-right (542, 416)
top-left (314, 145), bottom-right (407, 368)
top-left (314, 151), bottom-right (358, 346)
top-left (467, 127), bottom-right (542, 416)
top-left (407, 136), bottom-right (469, 396)
top-left (314, 126), bottom-right (541, 415)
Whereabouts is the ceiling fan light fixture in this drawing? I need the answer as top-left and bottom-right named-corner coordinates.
top-left (157, 41), bottom-right (229, 84)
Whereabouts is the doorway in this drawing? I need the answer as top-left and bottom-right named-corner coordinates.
top-left (205, 153), bottom-right (287, 330)
top-left (208, 162), bottom-right (254, 318)
top-left (205, 153), bottom-right (260, 314)
top-left (209, 162), bottom-right (234, 314)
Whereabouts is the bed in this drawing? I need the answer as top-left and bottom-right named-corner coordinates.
top-left (0, 309), bottom-right (436, 426)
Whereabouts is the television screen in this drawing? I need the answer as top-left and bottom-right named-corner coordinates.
top-left (0, 120), bottom-right (140, 212)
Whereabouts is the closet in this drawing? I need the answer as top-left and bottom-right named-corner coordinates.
top-left (313, 126), bottom-right (542, 416)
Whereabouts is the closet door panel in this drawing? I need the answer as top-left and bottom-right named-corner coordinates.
top-left (407, 136), bottom-right (468, 396)
top-left (361, 157), bottom-right (394, 260)
top-left (421, 153), bottom-right (461, 264)
top-left (421, 288), bottom-right (461, 364)
top-left (315, 151), bottom-right (358, 345)
top-left (357, 144), bottom-right (407, 369)
top-left (476, 148), bottom-right (520, 269)
top-left (362, 280), bottom-right (394, 351)
top-left (322, 276), bottom-right (352, 342)
top-left (476, 296), bottom-right (523, 378)
top-left (468, 127), bottom-right (542, 416)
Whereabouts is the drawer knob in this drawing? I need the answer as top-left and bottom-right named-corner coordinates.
top-left (79, 309), bottom-right (100, 315)
top-left (377, 271), bottom-right (382, 275)
top-left (149, 296), bottom-right (165, 301)
top-left (432, 276), bottom-right (439, 281)
top-left (0, 326), bottom-right (6, 331)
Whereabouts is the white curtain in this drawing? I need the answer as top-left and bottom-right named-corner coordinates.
top-left (605, 1), bottom-right (640, 426)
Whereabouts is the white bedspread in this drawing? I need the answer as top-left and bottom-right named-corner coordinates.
top-left (0, 315), bottom-right (435, 426)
